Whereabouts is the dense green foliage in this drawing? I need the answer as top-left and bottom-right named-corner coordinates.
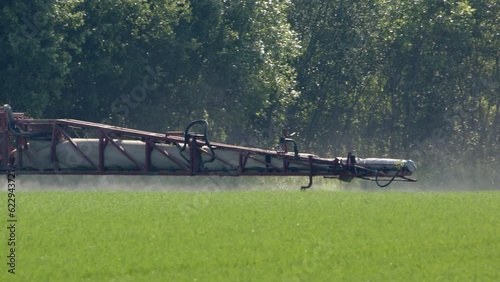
top-left (0, 0), bottom-right (498, 186)
top-left (2, 190), bottom-right (499, 281)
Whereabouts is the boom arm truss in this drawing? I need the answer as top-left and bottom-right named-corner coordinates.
top-left (0, 105), bottom-right (416, 189)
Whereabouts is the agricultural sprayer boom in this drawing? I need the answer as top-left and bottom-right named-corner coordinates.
top-left (0, 104), bottom-right (416, 189)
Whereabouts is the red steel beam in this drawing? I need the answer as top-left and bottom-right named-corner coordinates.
top-left (103, 134), bottom-right (147, 171)
top-left (58, 125), bottom-right (98, 169)
top-left (150, 142), bottom-right (190, 173)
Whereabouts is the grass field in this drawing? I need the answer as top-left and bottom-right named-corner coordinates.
top-left (1, 190), bottom-right (500, 281)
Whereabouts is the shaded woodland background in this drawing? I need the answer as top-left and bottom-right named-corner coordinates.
top-left (1, 0), bottom-right (498, 188)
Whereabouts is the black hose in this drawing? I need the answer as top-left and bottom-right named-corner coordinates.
top-left (179, 119), bottom-right (215, 168)
top-left (280, 137), bottom-right (299, 159)
top-left (181, 120), bottom-right (214, 153)
top-left (3, 104), bottom-right (50, 137)
top-left (375, 168), bottom-right (403, 188)
top-left (181, 120), bottom-right (208, 149)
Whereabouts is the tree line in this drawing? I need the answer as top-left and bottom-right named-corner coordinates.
top-left (1, 0), bottom-right (498, 187)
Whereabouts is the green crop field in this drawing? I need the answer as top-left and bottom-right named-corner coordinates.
top-left (1, 190), bottom-right (500, 281)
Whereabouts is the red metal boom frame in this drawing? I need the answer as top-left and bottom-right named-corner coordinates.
top-left (0, 106), bottom-right (416, 189)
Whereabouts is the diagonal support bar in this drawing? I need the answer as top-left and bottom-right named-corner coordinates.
top-left (150, 142), bottom-right (190, 172)
top-left (58, 126), bottom-right (98, 169)
top-left (104, 134), bottom-right (147, 171)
